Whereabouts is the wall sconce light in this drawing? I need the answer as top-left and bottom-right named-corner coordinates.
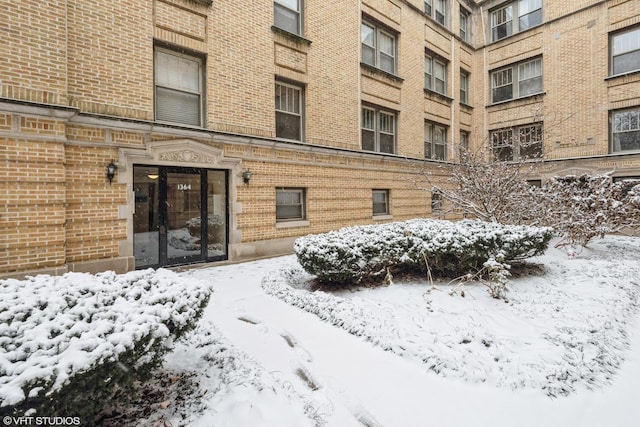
top-left (242, 169), bottom-right (253, 185)
top-left (106, 161), bottom-right (118, 185)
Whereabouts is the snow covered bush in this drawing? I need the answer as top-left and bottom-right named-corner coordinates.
top-left (0, 269), bottom-right (213, 420)
top-left (423, 145), bottom-right (542, 224)
top-left (294, 219), bottom-right (552, 285)
top-left (420, 146), bottom-right (640, 250)
top-left (538, 174), bottom-right (640, 248)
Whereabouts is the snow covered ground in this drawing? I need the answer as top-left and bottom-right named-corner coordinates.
top-left (122, 234), bottom-right (640, 427)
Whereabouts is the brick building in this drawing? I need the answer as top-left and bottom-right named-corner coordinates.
top-left (1, 0), bottom-right (639, 278)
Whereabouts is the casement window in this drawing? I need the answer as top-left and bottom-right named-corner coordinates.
top-left (362, 106), bottom-right (396, 154)
top-left (491, 0), bottom-right (541, 41)
top-left (275, 81), bottom-right (304, 141)
top-left (276, 187), bottom-right (306, 221)
top-left (425, 121), bottom-right (447, 160)
top-left (361, 20), bottom-right (397, 74)
top-left (491, 123), bottom-right (543, 161)
top-left (460, 8), bottom-right (469, 41)
top-left (425, 0), bottom-right (447, 26)
top-left (425, 54), bottom-right (448, 95)
top-left (154, 48), bottom-right (204, 127)
top-left (372, 189), bottom-right (390, 215)
top-left (460, 71), bottom-right (469, 104)
top-left (491, 57), bottom-right (542, 103)
top-left (610, 26), bottom-right (640, 76)
top-left (274, 0), bottom-right (302, 35)
top-left (611, 108), bottom-right (640, 152)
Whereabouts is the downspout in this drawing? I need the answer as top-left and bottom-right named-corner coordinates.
top-left (65, 0), bottom-right (69, 106)
top-left (450, 33), bottom-right (455, 161)
top-left (480, 6), bottom-right (489, 157)
top-left (358, 0), bottom-right (362, 149)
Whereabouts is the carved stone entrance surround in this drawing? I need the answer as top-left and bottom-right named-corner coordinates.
top-left (118, 139), bottom-right (244, 265)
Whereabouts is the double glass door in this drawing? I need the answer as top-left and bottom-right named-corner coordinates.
top-left (133, 166), bottom-right (228, 268)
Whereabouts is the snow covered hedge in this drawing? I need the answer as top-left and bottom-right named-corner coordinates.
top-left (295, 219), bottom-right (553, 284)
top-left (0, 269), bottom-right (212, 420)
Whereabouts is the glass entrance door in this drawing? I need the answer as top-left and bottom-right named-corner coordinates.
top-left (133, 166), bottom-right (228, 268)
top-left (164, 169), bottom-right (203, 265)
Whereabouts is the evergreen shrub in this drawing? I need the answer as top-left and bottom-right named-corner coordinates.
top-left (294, 219), bottom-right (553, 284)
top-left (0, 269), bottom-right (212, 421)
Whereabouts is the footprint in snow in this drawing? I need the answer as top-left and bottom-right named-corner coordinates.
top-left (281, 331), bottom-right (313, 362)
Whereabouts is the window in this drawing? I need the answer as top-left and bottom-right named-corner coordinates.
top-left (491, 0), bottom-right (541, 41)
top-left (491, 4), bottom-right (512, 41)
top-left (276, 188), bottom-right (306, 221)
top-left (460, 130), bottom-right (469, 151)
top-left (611, 108), bottom-right (640, 152)
top-left (373, 190), bottom-right (390, 215)
top-left (275, 81), bottom-right (304, 141)
top-left (491, 123), bottom-right (543, 161)
top-left (518, 0), bottom-right (542, 31)
top-left (425, 121), bottom-right (447, 160)
top-left (425, 53), bottom-right (448, 95)
top-left (435, 0), bottom-right (447, 25)
top-left (611, 26), bottom-right (640, 76)
top-left (154, 48), bottom-right (204, 127)
top-left (460, 8), bottom-right (469, 41)
top-left (491, 57), bottom-right (542, 103)
top-left (460, 71), bottom-right (469, 104)
top-left (274, 0), bottom-right (302, 35)
top-left (425, 0), bottom-right (447, 26)
top-left (362, 20), bottom-right (397, 74)
top-left (362, 106), bottom-right (396, 154)
top-left (431, 191), bottom-right (443, 212)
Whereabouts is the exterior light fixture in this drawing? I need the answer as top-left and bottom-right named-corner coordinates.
top-left (242, 169), bottom-right (253, 185)
top-left (106, 161), bottom-right (118, 185)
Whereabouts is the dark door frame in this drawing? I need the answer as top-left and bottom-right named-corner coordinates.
top-left (134, 165), bottom-right (229, 269)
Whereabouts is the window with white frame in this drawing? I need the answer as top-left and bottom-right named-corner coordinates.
top-left (491, 57), bottom-right (542, 103)
top-left (274, 0), bottom-right (302, 35)
top-left (276, 187), bottom-right (306, 221)
top-left (425, 121), bottom-right (447, 160)
top-left (491, 0), bottom-right (541, 41)
top-left (610, 26), bottom-right (640, 76)
top-left (491, 123), bottom-right (543, 161)
top-left (460, 8), bottom-right (469, 41)
top-left (611, 108), bottom-right (640, 152)
top-left (518, 0), bottom-right (542, 31)
top-left (275, 81), bottom-right (304, 141)
top-left (460, 70), bottom-right (469, 104)
top-left (491, 4), bottom-right (512, 41)
top-left (372, 189), bottom-right (390, 215)
top-left (425, 0), bottom-right (447, 26)
top-left (361, 20), bottom-right (397, 74)
top-left (154, 47), bottom-right (204, 127)
top-left (362, 106), bottom-right (396, 154)
top-left (425, 53), bottom-right (448, 95)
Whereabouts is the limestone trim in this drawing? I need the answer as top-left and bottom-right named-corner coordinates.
top-left (117, 138), bottom-right (245, 261)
